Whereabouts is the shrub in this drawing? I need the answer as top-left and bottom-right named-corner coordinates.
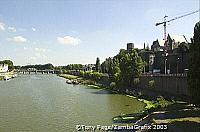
top-left (79, 71), bottom-right (85, 77)
top-left (110, 82), bottom-right (116, 89)
top-left (133, 78), bottom-right (140, 85)
top-left (148, 80), bottom-right (155, 88)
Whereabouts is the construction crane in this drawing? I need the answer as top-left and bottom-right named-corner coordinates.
top-left (156, 10), bottom-right (199, 41)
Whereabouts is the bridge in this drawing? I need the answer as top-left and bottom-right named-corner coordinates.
top-left (16, 69), bottom-right (60, 74)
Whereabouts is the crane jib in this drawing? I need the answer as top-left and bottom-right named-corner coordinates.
top-left (156, 10), bottom-right (199, 25)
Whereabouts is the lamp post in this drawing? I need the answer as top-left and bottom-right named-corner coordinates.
top-left (177, 57), bottom-right (180, 74)
top-left (164, 53), bottom-right (168, 74)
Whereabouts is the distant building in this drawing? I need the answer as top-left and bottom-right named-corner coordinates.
top-left (140, 34), bottom-right (189, 74)
top-left (27, 68), bottom-right (37, 71)
top-left (127, 43), bottom-right (134, 52)
top-left (151, 34), bottom-right (187, 52)
top-left (0, 64), bottom-right (8, 73)
top-left (165, 34), bottom-right (187, 51)
top-left (151, 39), bottom-right (164, 52)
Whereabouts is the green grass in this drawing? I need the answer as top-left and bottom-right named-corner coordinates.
top-left (58, 74), bottom-right (105, 89)
top-left (59, 74), bottom-right (79, 80)
top-left (126, 95), bottom-right (156, 109)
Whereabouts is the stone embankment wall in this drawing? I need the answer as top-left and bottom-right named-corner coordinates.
top-left (139, 73), bottom-right (189, 96)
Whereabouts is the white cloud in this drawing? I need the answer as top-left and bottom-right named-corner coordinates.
top-left (7, 36), bottom-right (27, 43)
top-left (32, 27), bottom-right (36, 31)
top-left (57, 36), bottom-right (80, 45)
top-left (35, 47), bottom-right (46, 52)
top-left (30, 56), bottom-right (36, 61)
top-left (0, 22), bottom-right (5, 31)
top-left (8, 26), bottom-right (16, 32)
top-left (35, 52), bottom-right (47, 58)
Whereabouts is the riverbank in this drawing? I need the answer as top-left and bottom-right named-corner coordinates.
top-left (0, 71), bottom-right (17, 80)
top-left (58, 74), bottom-right (105, 89)
top-left (58, 73), bottom-right (200, 131)
top-left (58, 74), bottom-right (171, 120)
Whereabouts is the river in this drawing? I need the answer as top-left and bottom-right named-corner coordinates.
top-left (0, 74), bottom-right (145, 131)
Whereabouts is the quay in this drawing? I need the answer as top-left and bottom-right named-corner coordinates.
top-left (0, 72), bottom-right (17, 80)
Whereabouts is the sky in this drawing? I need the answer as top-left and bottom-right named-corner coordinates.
top-left (0, 0), bottom-right (199, 66)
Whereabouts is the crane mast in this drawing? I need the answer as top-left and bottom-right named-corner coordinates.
top-left (163, 15), bottom-right (168, 41)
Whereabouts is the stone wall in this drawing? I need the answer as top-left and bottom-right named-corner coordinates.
top-left (139, 74), bottom-right (189, 96)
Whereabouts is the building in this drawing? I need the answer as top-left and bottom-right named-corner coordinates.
top-left (151, 34), bottom-right (187, 52)
top-left (0, 64), bottom-right (8, 73)
top-left (127, 43), bottom-right (134, 52)
top-left (165, 34), bottom-right (187, 51)
top-left (141, 34), bottom-right (189, 74)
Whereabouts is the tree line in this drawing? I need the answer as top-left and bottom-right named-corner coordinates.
top-left (19, 63), bottom-right (54, 70)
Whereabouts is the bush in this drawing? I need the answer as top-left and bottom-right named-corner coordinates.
top-left (110, 82), bottom-right (116, 89)
top-left (62, 70), bottom-right (70, 74)
top-left (79, 71), bottom-right (85, 77)
top-left (81, 71), bottom-right (103, 82)
top-left (81, 79), bottom-right (96, 85)
top-left (92, 72), bottom-right (103, 81)
top-left (148, 80), bottom-right (155, 88)
top-left (133, 78), bottom-right (140, 85)
top-left (155, 96), bottom-right (173, 108)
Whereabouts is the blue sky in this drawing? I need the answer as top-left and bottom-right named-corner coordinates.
top-left (0, 0), bottom-right (199, 66)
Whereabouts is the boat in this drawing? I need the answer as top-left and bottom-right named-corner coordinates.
top-left (12, 74), bottom-right (18, 78)
top-left (66, 79), bottom-right (72, 84)
top-left (72, 79), bottom-right (79, 85)
top-left (4, 76), bottom-right (11, 81)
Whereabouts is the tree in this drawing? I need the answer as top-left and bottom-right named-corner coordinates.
top-left (117, 49), bottom-right (143, 87)
top-left (21, 63), bottom-right (54, 70)
top-left (43, 63), bottom-right (54, 70)
top-left (95, 57), bottom-right (101, 72)
top-left (188, 21), bottom-right (200, 105)
top-left (101, 48), bottom-right (143, 89)
top-left (0, 60), bottom-right (14, 71)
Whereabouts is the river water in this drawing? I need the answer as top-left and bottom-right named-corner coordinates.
top-left (0, 74), bottom-right (145, 131)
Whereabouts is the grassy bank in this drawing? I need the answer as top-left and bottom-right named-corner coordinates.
top-left (58, 73), bottom-right (104, 89)
top-left (113, 95), bottom-right (174, 123)
top-left (59, 74), bottom-right (79, 80)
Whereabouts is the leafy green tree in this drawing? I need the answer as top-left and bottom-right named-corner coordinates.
top-left (21, 63), bottom-right (54, 70)
top-left (65, 64), bottom-right (83, 71)
top-left (188, 21), bottom-right (200, 105)
top-left (0, 60), bottom-right (14, 71)
top-left (43, 63), bottom-right (54, 70)
top-left (95, 57), bottom-right (101, 72)
top-left (117, 49), bottom-right (143, 87)
top-left (101, 48), bottom-right (143, 89)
